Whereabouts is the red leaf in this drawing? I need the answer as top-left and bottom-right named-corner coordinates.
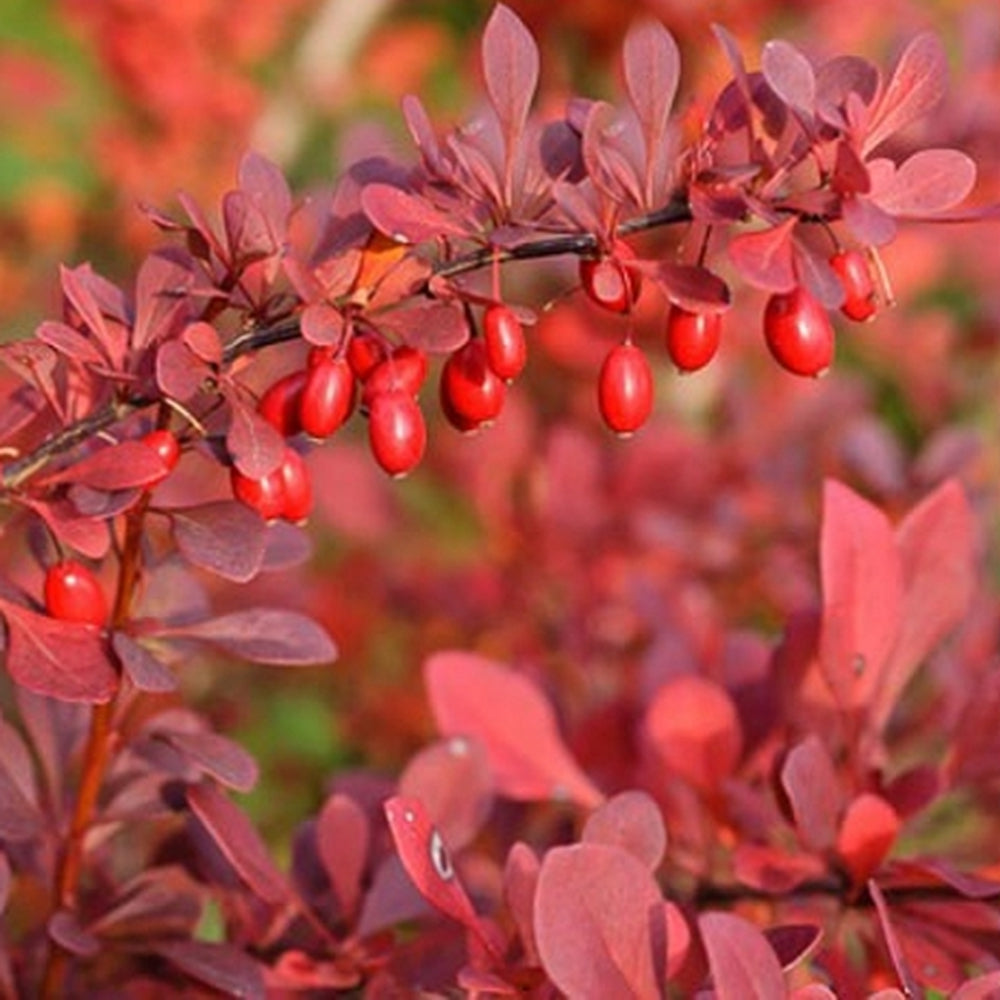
top-left (24, 497), bottom-right (110, 560)
top-left (727, 218), bottom-right (798, 292)
top-left (316, 793), bottom-right (369, 917)
top-left (156, 339), bottom-right (210, 402)
top-left (581, 790), bottom-right (666, 871)
top-left (699, 911), bottom-right (786, 999)
top-left (40, 441), bottom-right (169, 491)
top-left (300, 303), bottom-right (346, 348)
top-left (643, 675), bottom-right (743, 794)
top-left (779, 734), bottom-right (840, 852)
top-left (819, 480), bottom-right (903, 710)
top-left (0, 600), bottom-right (117, 704)
top-left (535, 843), bottom-right (664, 1000)
top-left (182, 320), bottom-right (222, 365)
top-left (378, 302), bottom-right (470, 354)
top-left (238, 150), bottom-right (291, 244)
top-left (664, 902), bottom-right (691, 980)
top-left (864, 32), bottom-right (948, 155)
top-left (35, 321), bottom-right (106, 367)
top-left (163, 608), bottom-right (337, 666)
top-left (132, 250), bottom-right (194, 350)
top-left (361, 184), bottom-right (469, 244)
top-left (836, 793), bottom-right (900, 886)
top-left (59, 264), bottom-right (117, 364)
top-left (952, 972), bottom-right (1000, 1000)
top-left (223, 189), bottom-right (276, 265)
top-left (732, 843), bottom-right (826, 894)
top-left (482, 4), bottom-right (539, 142)
top-left (160, 730), bottom-right (258, 793)
top-left (111, 633), bottom-right (176, 693)
top-left (622, 19), bottom-right (680, 149)
top-left (226, 395), bottom-right (285, 480)
top-left (398, 736), bottom-right (494, 851)
top-left (869, 149), bottom-right (977, 217)
top-left (186, 782), bottom-right (288, 904)
top-left (647, 262), bottom-right (731, 313)
top-left (424, 650), bottom-right (602, 808)
top-left (153, 940), bottom-right (266, 1000)
top-left (171, 501), bottom-right (268, 583)
top-left (762, 40), bottom-right (816, 112)
top-left (503, 842), bottom-right (540, 964)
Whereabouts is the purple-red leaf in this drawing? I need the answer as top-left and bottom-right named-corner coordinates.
top-left (171, 501), bottom-right (268, 583)
top-left (238, 150), bottom-right (292, 245)
top-left (40, 441), bottom-right (169, 491)
top-left (763, 924), bottom-right (822, 972)
top-left (24, 497), bottom-right (110, 560)
top-left (727, 218), bottom-right (798, 292)
top-left (699, 911), bottom-right (787, 999)
top-left (647, 261), bottom-right (731, 312)
top-left (1, 600), bottom-right (117, 704)
top-left (503, 842), bottom-right (540, 964)
top-left (132, 251), bottom-right (194, 350)
top-left (361, 184), bottom-right (469, 243)
top-left (762, 40), bottom-right (816, 112)
top-left (779, 734), bottom-right (840, 852)
top-left (535, 843), bottom-right (664, 1000)
top-left (869, 149), bottom-right (976, 217)
top-left (35, 321), bottom-right (106, 366)
top-left (223, 189), bottom-right (276, 265)
top-left (0, 755), bottom-right (44, 840)
top-left (186, 782), bottom-right (288, 904)
top-left (425, 650), bottom-right (602, 807)
top-left (153, 939), bottom-right (266, 1000)
top-left (623, 19), bottom-right (680, 149)
top-left (156, 339), bottom-right (211, 402)
top-left (482, 4), bottom-right (539, 142)
top-left (378, 302), bottom-right (470, 354)
top-left (316, 793), bottom-right (369, 918)
top-left (182, 320), bottom-right (222, 366)
top-left (226, 395), bottom-right (285, 480)
top-left (300, 303), bottom-right (345, 348)
top-left (581, 790), bottom-right (666, 871)
top-left (164, 608), bottom-right (337, 666)
top-left (111, 633), bottom-right (177, 692)
top-left (161, 730), bottom-right (259, 792)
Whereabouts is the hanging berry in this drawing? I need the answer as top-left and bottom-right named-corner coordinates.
top-left (665, 306), bottom-right (722, 373)
top-left (44, 560), bottom-right (108, 627)
top-left (439, 339), bottom-right (506, 432)
top-left (231, 463), bottom-right (287, 522)
top-left (483, 304), bottom-right (527, 381)
top-left (278, 447), bottom-right (312, 523)
top-left (598, 341), bottom-right (654, 435)
top-left (763, 286), bottom-right (835, 377)
top-left (830, 250), bottom-right (877, 322)
top-left (258, 370), bottom-right (308, 436)
top-left (299, 356), bottom-right (356, 439)
top-left (368, 390), bottom-right (426, 477)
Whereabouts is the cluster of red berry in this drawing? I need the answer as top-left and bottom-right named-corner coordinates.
top-left (582, 245), bottom-right (878, 436)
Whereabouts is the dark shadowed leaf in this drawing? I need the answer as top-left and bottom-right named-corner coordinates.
top-left (623, 19), bottom-right (680, 149)
top-left (48, 911), bottom-right (100, 957)
top-left (727, 218), bottom-right (798, 292)
top-left (1, 601), bottom-right (117, 703)
top-left (361, 184), bottom-right (469, 243)
top-left (870, 149), bottom-right (976, 217)
top-left (762, 40), bottom-right (816, 112)
top-left (780, 734), bottom-right (840, 852)
top-left (379, 302), bottom-right (470, 354)
top-left (398, 736), bottom-right (494, 850)
top-left (161, 730), bottom-right (258, 793)
top-left (226, 395), bottom-right (285, 480)
top-left (40, 441), bottom-right (169, 491)
top-left (535, 843), bottom-right (664, 1000)
top-left (164, 608), bottom-right (336, 666)
top-left (186, 782), bottom-right (288, 904)
top-left (581, 790), bottom-right (666, 871)
top-left (171, 501), bottom-right (267, 583)
top-left (0, 852), bottom-right (10, 912)
top-left (482, 4), bottom-right (539, 142)
top-left (111, 633), bottom-right (176, 692)
top-left (425, 650), bottom-right (602, 807)
top-left (819, 479), bottom-right (903, 710)
top-left (647, 261), bottom-right (731, 312)
top-left (732, 843), bottom-right (825, 894)
top-left (835, 793), bottom-right (899, 886)
top-left (153, 940), bottom-right (266, 1000)
top-left (0, 757), bottom-right (43, 840)
top-left (699, 911), bottom-right (786, 999)
top-left (763, 924), bottom-right (822, 971)
top-left (317, 793), bottom-right (369, 918)
top-left (503, 842), bottom-right (540, 964)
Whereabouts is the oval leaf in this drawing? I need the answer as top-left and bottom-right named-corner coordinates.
top-left (111, 632), bottom-right (177, 693)
top-left (581, 790), bottom-right (666, 871)
top-left (699, 911), bottom-right (787, 999)
top-left (762, 40), bottom-right (816, 112)
top-left (171, 501), bottom-right (267, 583)
top-left (623, 19), bottom-right (680, 145)
top-left (482, 3), bottom-right (539, 140)
top-left (41, 441), bottom-right (169, 491)
top-left (361, 184), bottom-right (468, 244)
top-left (153, 940), bottom-right (266, 1000)
top-left (835, 792), bottom-right (900, 887)
top-left (780, 734), bottom-right (840, 852)
top-left (870, 149), bottom-right (977, 217)
top-left (727, 218), bottom-right (798, 292)
top-left (226, 394), bottom-right (285, 480)
top-left (317, 793), bottom-right (369, 918)
top-left (161, 730), bottom-right (259, 793)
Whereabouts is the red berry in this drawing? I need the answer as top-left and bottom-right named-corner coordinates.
top-left (368, 390), bottom-right (426, 477)
top-left (579, 242), bottom-right (641, 314)
top-left (299, 356), bottom-right (355, 439)
top-left (44, 560), bottom-right (108, 627)
top-left (598, 342), bottom-right (654, 435)
top-left (665, 307), bottom-right (722, 372)
top-left (483, 304), bottom-right (527, 381)
top-left (346, 333), bottom-right (389, 381)
top-left (830, 250), bottom-right (877, 322)
top-left (231, 463), bottom-right (286, 521)
top-left (362, 345), bottom-right (429, 407)
top-left (279, 447), bottom-right (312, 523)
top-left (258, 370), bottom-right (308, 436)
top-left (141, 429), bottom-right (181, 482)
top-left (763, 286), bottom-right (835, 377)
top-left (440, 340), bottom-right (506, 432)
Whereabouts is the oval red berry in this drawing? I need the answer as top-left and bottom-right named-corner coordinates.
top-left (763, 287), bottom-right (835, 377)
top-left (299, 357), bottom-right (355, 439)
top-left (368, 390), bottom-right (426, 477)
top-left (665, 307), bottom-right (722, 373)
top-left (830, 250), bottom-right (877, 322)
top-left (278, 447), bottom-right (312, 523)
top-left (258, 370), bottom-right (308, 436)
top-left (141, 429), bottom-right (181, 478)
top-left (231, 464), bottom-right (286, 521)
top-left (440, 339), bottom-right (506, 431)
top-left (44, 560), bottom-right (108, 627)
top-left (483, 304), bottom-right (527, 381)
top-left (598, 342), bottom-right (654, 435)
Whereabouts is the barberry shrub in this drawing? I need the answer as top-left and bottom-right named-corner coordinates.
top-left (0, 4), bottom-right (998, 997)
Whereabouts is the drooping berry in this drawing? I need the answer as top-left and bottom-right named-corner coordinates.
top-left (299, 356), bottom-right (355, 439)
top-left (231, 463), bottom-right (286, 521)
top-left (483, 304), bottom-right (527, 381)
top-left (278, 447), bottom-right (312, 523)
top-left (362, 345), bottom-right (429, 408)
top-left (141, 429), bottom-right (181, 483)
top-left (346, 332), bottom-right (389, 381)
top-left (439, 339), bottom-right (506, 432)
top-left (368, 390), bottom-right (426, 477)
top-left (258, 370), bottom-right (308, 436)
top-left (598, 341), bottom-right (654, 435)
top-left (830, 250), bottom-right (877, 322)
top-left (763, 286), bottom-right (835, 377)
top-left (44, 560), bottom-right (108, 627)
top-left (579, 241), bottom-right (642, 314)
top-left (665, 306), bottom-right (722, 373)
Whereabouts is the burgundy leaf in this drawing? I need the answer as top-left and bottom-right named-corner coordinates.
top-left (503, 842), bottom-right (540, 964)
top-left (316, 793), bottom-right (369, 917)
top-left (835, 793), bottom-right (900, 886)
top-left (261, 521), bottom-right (313, 572)
top-left (819, 479), bottom-right (903, 710)
top-left (161, 730), bottom-right (259, 793)
top-left (0, 711), bottom-right (40, 807)
top-left (0, 852), bottom-right (10, 912)
top-left (171, 500), bottom-right (268, 583)
top-left (762, 40), bottom-right (816, 113)
top-left (186, 782), bottom-right (288, 904)
top-left (647, 261), bottom-right (731, 312)
top-left (153, 939), bottom-right (266, 1000)
top-left (59, 264), bottom-right (114, 361)
top-left (68, 484), bottom-right (141, 520)
top-left (40, 441), bottom-right (169, 491)
top-left (378, 302), bottom-right (470, 354)
top-left (727, 218), bottom-right (798, 292)
top-left (481, 4), bottom-right (539, 143)
top-left (535, 843), bottom-right (664, 1000)
top-left (864, 32), bottom-right (948, 155)
top-left (843, 192), bottom-right (897, 246)
top-left (111, 632), bottom-right (177, 693)
top-left (868, 879), bottom-right (918, 997)
top-left (425, 650), bottom-right (602, 807)
top-left (622, 19), bottom-right (680, 149)
top-left (643, 675), bottom-right (743, 794)
top-left (0, 341), bottom-right (60, 416)
top-left (223, 189), bottom-right (276, 265)
top-left (89, 868), bottom-right (203, 938)
top-left (581, 789), bottom-right (666, 871)
top-left (763, 924), bottom-right (822, 971)
top-left (0, 600), bottom-right (117, 704)
top-left (402, 94), bottom-right (447, 176)
top-left (238, 150), bottom-right (292, 244)
top-left (732, 843), bottom-right (826, 894)
top-left (48, 911), bottom-right (100, 958)
top-left (156, 339), bottom-right (211, 402)
top-left (779, 734), bottom-right (840, 852)
top-left (0, 756), bottom-right (44, 840)
top-left (132, 251), bottom-right (194, 350)
top-left (24, 497), bottom-right (110, 560)
top-left (870, 149), bottom-right (976, 217)
top-left (300, 302), bottom-right (346, 348)
top-left (398, 736), bottom-right (494, 850)
top-left (182, 320), bottom-right (222, 365)
top-left (361, 184), bottom-right (469, 243)
top-left (226, 395), bottom-right (285, 480)
top-left (35, 321), bottom-right (106, 366)
top-left (699, 911), bottom-right (787, 999)
top-left (164, 608), bottom-right (336, 666)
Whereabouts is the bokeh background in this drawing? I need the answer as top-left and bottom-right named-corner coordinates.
top-left (1, 0), bottom-right (999, 850)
